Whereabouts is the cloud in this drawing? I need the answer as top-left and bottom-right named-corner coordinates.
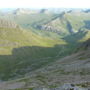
top-left (0, 0), bottom-right (90, 8)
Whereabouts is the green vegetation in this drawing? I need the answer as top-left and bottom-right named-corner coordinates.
top-left (0, 26), bottom-right (67, 80)
top-left (0, 9), bottom-right (90, 85)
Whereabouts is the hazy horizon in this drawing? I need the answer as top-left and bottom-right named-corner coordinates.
top-left (0, 0), bottom-right (90, 8)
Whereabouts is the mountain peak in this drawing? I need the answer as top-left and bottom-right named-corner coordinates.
top-left (13, 8), bottom-right (39, 15)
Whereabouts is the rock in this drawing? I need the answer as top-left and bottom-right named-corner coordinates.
top-left (33, 87), bottom-right (50, 90)
top-left (61, 83), bottom-right (88, 90)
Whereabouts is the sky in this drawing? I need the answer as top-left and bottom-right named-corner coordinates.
top-left (0, 0), bottom-right (90, 8)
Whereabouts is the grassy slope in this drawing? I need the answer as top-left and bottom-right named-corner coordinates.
top-left (33, 12), bottom-right (90, 36)
top-left (0, 26), bottom-right (67, 80)
top-left (1, 12), bottom-right (90, 36)
top-left (65, 12), bottom-right (90, 32)
top-left (0, 13), bottom-right (54, 29)
top-left (1, 44), bottom-right (90, 90)
top-left (0, 11), bottom-right (90, 81)
top-left (0, 27), bottom-right (66, 54)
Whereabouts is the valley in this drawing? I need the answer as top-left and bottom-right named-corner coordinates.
top-left (0, 8), bottom-right (90, 90)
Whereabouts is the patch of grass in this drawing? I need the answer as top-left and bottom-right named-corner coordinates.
top-left (76, 82), bottom-right (90, 88)
top-left (78, 57), bottom-right (87, 60)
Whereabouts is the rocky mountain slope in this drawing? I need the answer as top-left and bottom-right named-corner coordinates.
top-left (0, 18), bottom-right (68, 81)
top-left (0, 39), bottom-right (90, 90)
top-left (1, 8), bottom-right (90, 36)
top-left (13, 8), bottom-right (40, 15)
top-left (0, 8), bottom-right (90, 90)
top-left (33, 11), bottom-right (90, 36)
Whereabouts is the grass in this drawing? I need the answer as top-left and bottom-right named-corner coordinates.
top-left (76, 82), bottom-right (90, 88)
top-left (0, 27), bottom-right (68, 80)
top-left (0, 11), bottom-right (90, 81)
top-left (0, 27), bottom-right (66, 54)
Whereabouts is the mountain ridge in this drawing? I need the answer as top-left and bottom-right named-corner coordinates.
top-left (0, 8), bottom-right (90, 90)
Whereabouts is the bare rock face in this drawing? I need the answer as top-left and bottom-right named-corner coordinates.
top-left (33, 87), bottom-right (50, 90)
top-left (29, 83), bottom-right (90, 90)
top-left (61, 83), bottom-right (87, 90)
top-left (36, 25), bottom-right (61, 34)
top-left (32, 84), bottom-right (89, 90)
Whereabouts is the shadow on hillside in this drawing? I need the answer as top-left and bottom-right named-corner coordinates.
top-left (0, 29), bottom-right (88, 80)
top-left (66, 20), bottom-right (73, 34)
top-left (0, 44), bottom-right (70, 80)
top-left (63, 30), bottom-right (88, 44)
top-left (84, 20), bottom-right (90, 29)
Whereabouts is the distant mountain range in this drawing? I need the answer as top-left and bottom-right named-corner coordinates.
top-left (1, 8), bottom-right (90, 14)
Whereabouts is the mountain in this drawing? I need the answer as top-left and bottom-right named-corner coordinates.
top-left (0, 18), bottom-right (68, 81)
top-left (0, 18), bottom-right (20, 29)
top-left (1, 8), bottom-right (90, 34)
top-left (0, 10), bottom-right (55, 29)
top-left (0, 8), bottom-right (90, 90)
top-left (0, 39), bottom-right (90, 90)
top-left (34, 11), bottom-right (90, 36)
top-left (13, 8), bottom-right (39, 15)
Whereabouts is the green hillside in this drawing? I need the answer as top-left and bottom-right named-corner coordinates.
top-left (0, 18), bottom-right (69, 80)
top-left (32, 12), bottom-right (90, 36)
top-left (0, 39), bottom-right (90, 90)
top-left (0, 13), bottom-right (55, 29)
top-left (1, 10), bottom-right (90, 37)
top-left (0, 9), bottom-right (90, 89)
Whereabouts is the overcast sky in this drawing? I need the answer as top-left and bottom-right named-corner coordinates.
top-left (0, 0), bottom-right (90, 8)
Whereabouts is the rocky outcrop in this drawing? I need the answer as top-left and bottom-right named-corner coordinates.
top-left (13, 8), bottom-right (39, 15)
top-left (36, 25), bottom-right (61, 34)
top-left (33, 83), bottom-right (89, 90)
top-left (0, 83), bottom-right (89, 90)
top-left (0, 19), bottom-right (20, 29)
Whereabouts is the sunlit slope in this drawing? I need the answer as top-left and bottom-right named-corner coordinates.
top-left (34, 12), bottom-right (90, 36)
top-left (0, 13), bottom-right (55, 29)
top-left (0, 27), bottom-right (66, 55)
top-left (65, 12), bottom-right (90, 32)
top-left (0, 10), bottom-right (90, 81)
top-left (1, 10), bottom-right (90, 37)
top-left (0, 19), bottom-right (67, 80)
top-left (78, 30), bottom-right (90, 42)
